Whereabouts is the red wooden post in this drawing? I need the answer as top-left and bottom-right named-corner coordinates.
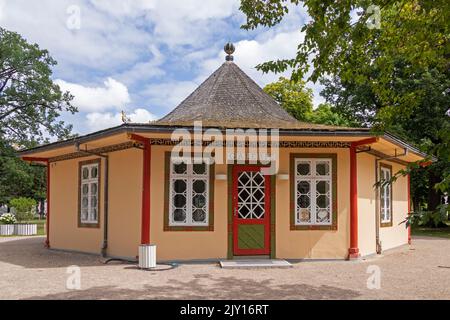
top-left (348, 145), bottom-right (360, 259)
top-left (348, 137), bottom-right (378, 260)
top-left (128, 134), bottom-right (152, 245)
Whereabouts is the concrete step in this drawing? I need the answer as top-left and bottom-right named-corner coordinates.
top-left (220, 259), bottom-right (292, 269)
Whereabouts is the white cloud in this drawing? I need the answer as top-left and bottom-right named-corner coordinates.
top-left (198, 30), bottom-right (304, 86)
top-left (142, 81), bottom-right (199, 111)
top-left (86, 108), bottom-right (158, 131)
top-left (55, 78), bottom-right (131, 112)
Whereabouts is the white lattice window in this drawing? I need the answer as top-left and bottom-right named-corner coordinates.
top-left (295, 158), bottom-right (332, 226)
top-left (169, 159), bottom-right (209, 226)
top-left (380, 165), bottom-right (392, 224)
top-left (237, 171), bottom-right (266, 220)
top-left (80, 162), bottom-right (99, 224)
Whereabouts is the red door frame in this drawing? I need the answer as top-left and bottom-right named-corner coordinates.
top-left (232, 165), bottom-right (271, 256)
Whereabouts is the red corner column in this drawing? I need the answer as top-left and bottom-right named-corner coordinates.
top-left (129, 134), bottom-right (152, 245)
top-left (348, 138), bottom-right (378, 260)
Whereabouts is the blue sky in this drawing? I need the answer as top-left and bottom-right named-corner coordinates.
top-left (0, 0), bottom-right (324, 135)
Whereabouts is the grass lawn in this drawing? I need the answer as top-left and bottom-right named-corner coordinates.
top-left (412, 221), bottom-right (450, 239)
top-left (0, 219), bottom-right (46, 237)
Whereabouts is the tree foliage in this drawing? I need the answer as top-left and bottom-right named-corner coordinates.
top-left (263, 77), bottom-right (313, 121)
top-left (241, 0), bottom-right (450, 207)
top-left (263, 77), bottom-right (356, 127)
top-left (0, 27), bottom-right (76, 148)
top-left (0, 28), bottom-right (76, 203)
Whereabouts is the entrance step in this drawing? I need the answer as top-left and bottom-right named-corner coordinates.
top-left (220, 259), bottom-right (292, 269)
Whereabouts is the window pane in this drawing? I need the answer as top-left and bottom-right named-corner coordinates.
top-left (316, 161), bottom-right (330, 176)
top-left (91, 183), bottom-right (98, 195)
top-left (253, 204), bottom-right (265, 219)
top-left (82, 184), bottom-right (89, 195)
top-left (91, 166), bottom-right (98, 179)
top-left (192, 209), bottom-right (206, 222)
top-left (297, 181), bottom-right (310, 194)
top-left (253, 172), bottom-right (264, 186)
top-left (192, 180), bottom-right (206, 194)
top-left (298, 195), bottom-right (310, 208)
top-left (173, 194), bottom-right (186, 208)
top-left (173, 180), bottom-right (187, 193)
top-left (82, 197), bottom-right (88, 208)
top-left (173, 163), bottom-right (187, 174)
top-left (316, 209), bottom-right (330, 223)
top-left (173, 209), bottom-right (186, 222)
top-left (193, 195), bottom-right (206, 209)
top-left (316, 195), bottom-right (329, 208)
top-left (91, 208), bottom-right (98, 222)
top-left (316, 181), bottom-right (330, 194)
top-left (298, 208), bottom-right (311, 223)
top-left (193, 163), bottom-right (206, 175)
top-left (81, 209), bottom-right (88, 221)
top-left (297, 162), bottom-right (310, 176)
top-left (82, 167), bottom-right (89, 180)
top-left (91, 196), bottom-right (98, 208)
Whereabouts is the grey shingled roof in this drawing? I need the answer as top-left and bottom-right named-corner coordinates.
top-left (156, 61), bottom-right (355, 130)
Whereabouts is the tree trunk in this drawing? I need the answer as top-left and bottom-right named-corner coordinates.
top-left (428, 172), bottom-right (441, 212)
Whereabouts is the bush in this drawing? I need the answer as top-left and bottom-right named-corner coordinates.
top-left (0, 213), bottom-right (16, 225)
top-left (9, 197), bottom-right (36, 223)
top-left (406, 204), bottom-right (449, 228)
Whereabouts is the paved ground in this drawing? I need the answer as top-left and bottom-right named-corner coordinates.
top-left (0, 236), bottom-right (449, 300)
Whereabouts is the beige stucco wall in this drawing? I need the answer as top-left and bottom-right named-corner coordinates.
top-left (379, 162), bottom-right (409, 251)
top-left (49, 149), bottom-right (143, 258)
top-left (107, 149), bottom-right (142, 258)
top-left (357, 154), bottom-right (409, 256)
top-left (276, 148), bottom-right (350, 260)
top-left (149, 146), bottom-right (229, 261)
top-left (357, 153), bottom-right (377, 257)
top-left (49, 156), bottom-right (104, 254)
top-left (48, 140), bottom-right (409, 261)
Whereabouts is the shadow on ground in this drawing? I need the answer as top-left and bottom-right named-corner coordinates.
top-left (24, 274), bottom-right (361, 300)
top-left (0, 237), bottom-right (102, 268)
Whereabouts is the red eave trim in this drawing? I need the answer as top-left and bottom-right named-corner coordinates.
top-left (22, 157), bottom-right (49, 163)
top-left (351, 137), bottom-right (379, 147)
top-left (420, 161), bottom-right (433, 167)
top-left (128, 133), bottom-right (149, 144)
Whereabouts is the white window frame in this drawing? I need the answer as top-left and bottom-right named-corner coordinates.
top-left (295, 158), bottom-right (333, 226)
top-left (80, 162), bottom-right (99, 225)
top-left (380, 165), bottom-right (392, 224)
top-left (169, 158), bottom-right (210, 227)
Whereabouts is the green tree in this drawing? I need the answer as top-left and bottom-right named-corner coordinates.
top-left (0, 28), bottom-right (76, 204)
top-left (263, 77), bottom-right (313, 121)
top-left (264, 77), bottom-right (356, 126)
top-left (0, 141), bottom-right (46, 205)
top-left (0, 27), bottom-right (76, 147)
top-left (307, 103), bottom-right (356, 127)
top-left (10, 197), bottom-right (36, 222)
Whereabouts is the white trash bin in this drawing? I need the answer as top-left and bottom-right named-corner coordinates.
top-left (139, 245), bottom-right (156, 269)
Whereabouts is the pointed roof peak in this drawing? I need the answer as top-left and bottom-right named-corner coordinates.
top-left (157, 61), bottom-right (301, 128)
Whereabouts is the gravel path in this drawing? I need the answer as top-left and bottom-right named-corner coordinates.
top-left (0, 236), bottom-right (449, 300)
